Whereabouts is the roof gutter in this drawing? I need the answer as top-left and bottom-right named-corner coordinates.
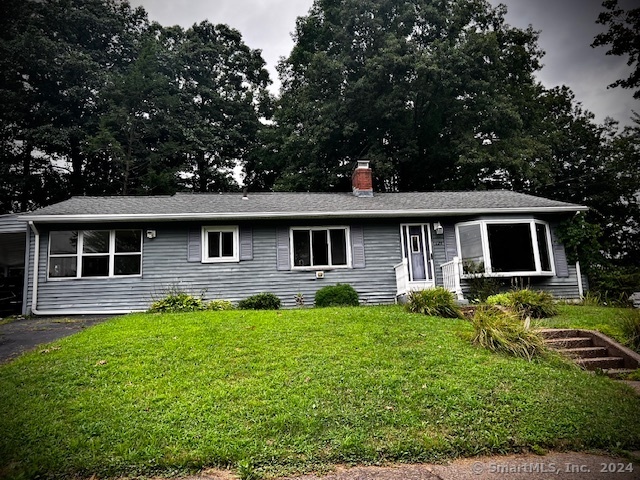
top-left (19, 206), bottom-right (588, 223)
top-left (28, 221), bottom-right (41, 316)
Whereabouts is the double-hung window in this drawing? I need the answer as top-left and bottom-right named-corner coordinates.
top-left (202, 226), bottom-right (239, 263)
top-left (48, 230), bottom-right (142, 279)
top-left (291, 227), bottom-right (349, 268)
top-left (456, 219), bottom-right (554, 276)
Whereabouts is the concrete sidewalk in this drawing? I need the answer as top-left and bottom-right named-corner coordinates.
top-left (190, 452), bottom-right (639, 480)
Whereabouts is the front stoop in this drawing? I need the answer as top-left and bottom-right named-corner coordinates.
top-left (538, 328), bottom-right (640, 380)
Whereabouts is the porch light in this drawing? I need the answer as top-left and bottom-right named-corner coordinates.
top-left (146, 230), bottom-right (157, 239)
top-left (433, 222), bottom-right (443, 235)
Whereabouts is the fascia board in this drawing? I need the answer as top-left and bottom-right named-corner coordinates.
top-left (19, 205), bottom-right (588, 223)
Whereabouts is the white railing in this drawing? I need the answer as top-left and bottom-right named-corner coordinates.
top-left (394, 258), bottom-right (409, 296)
top-left (441, 256), bottom-right (464, 300)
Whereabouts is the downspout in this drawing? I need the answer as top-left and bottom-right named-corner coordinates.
top-left (576, 261), bottom-right (584, 298)
top-left (21, 225), bottom-right (31, 316)
top-left (25, 223), bottom-right (142, 316)
top-left (28, 221), bottom-right (40, 315)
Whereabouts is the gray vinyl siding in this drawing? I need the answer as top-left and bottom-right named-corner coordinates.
top-left (530, 265), bottom-right (584, 298)
top-left (458, 265), bottom-right (583, 299)
top-left (28, 221), bottom-right (403, 313)
top-left (0, 215), bottom-right (26, 234)
top-left (25, 215), bottom-right (585, 314)
top-left (431, 228), bottom-right (447, 287)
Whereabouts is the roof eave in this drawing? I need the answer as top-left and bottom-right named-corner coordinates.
top-left (19, 205), bottom-right (588, 223)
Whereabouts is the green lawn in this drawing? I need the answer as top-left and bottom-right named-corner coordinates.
top-left (533, 304), bottom-right (631, 343)
top-left (1, 306), bottom-right (638, 479)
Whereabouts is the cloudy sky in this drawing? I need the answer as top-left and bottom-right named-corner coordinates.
top-left (129, 0), bottom-right (637, 127)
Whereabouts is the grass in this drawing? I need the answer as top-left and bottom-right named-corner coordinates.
top-left (0, 306), bottom-right (639, 479)
top-left (0, 314), bottom-right (24, 326)
top-left (532, 304), bottom-right (630, 344)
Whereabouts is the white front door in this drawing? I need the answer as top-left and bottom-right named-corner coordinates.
top-left (400, 224), bottom-right (434, 285)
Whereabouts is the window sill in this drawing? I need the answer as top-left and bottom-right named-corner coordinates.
top-left (291, 265), bottom-right (351, 271)
top-left (461, 271), bottom-right (555, 279)
top-left (201, 258), bottom-right (240, 264)
top-left (46, 274), bottom-right (143, 281)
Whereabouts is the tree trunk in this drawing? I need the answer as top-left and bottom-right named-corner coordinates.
top-left (197, 151), bottom-right (208, 192)
top-left (20, 143), bottom-right (32, 212)
top-left (122, 119), bottom-right (135, 195)
top-left (69, 135), bottom-right (84, 196)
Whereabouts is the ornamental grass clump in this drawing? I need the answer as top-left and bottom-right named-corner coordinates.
top-left (619, 309), bottom-right (640, 353)
top-left (471, 306), bottom-right (546, 361)
top-left (405, 287), bottom-right (463, 318)
top-left (487, 289), bottom-right (558, 319)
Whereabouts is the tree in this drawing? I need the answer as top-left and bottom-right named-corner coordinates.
top-left (592, 0), bottom-right (640, 99)
top-left (531, 87), bottom-right (640, 269)
top-left (87, 26), bottom-right (184, 195)
top-left (89, 21), bottom-right (272, 195)
top-left (175, 21), bottom-right (271, 193)
top-left (0, 0), bottom-right (149, 211)
top-left (269, 0), bottom-right (545, 192)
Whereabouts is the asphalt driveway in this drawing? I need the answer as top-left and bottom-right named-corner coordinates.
top-left (0, 315), bottom-right (114, 363)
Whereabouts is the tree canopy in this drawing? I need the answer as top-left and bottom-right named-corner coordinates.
top-left (265, 0), bottom-right (546, 192)
top-left (0, 0), bottom-right (270, 212)
top-left (0, 0), bottom-right (638, 277)
top-left (592, 0), bottom-right (640, 99)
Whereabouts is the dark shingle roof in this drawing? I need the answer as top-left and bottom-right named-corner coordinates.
top-left (21, 191), bottom-right (586, 222)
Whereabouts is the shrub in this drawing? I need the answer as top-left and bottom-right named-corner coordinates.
top-left (405, 287), bottom-right (463, 318)
top-left (149, 291), bottom-right (204, 313)
top-left (207, 299), bottom-right (235, 311)
top-left (466, 275), bottom-right (504, 302)
top-left (471, 306), bottom-right (546, 361)
top-left (589, 265), bottom-right (640, 305)
top-left (486, 289), bottom-right (557, 319)
top-left (238, 292), bottom-right (281, 310)
top-left (619, 309), bottom-right (640, 353)
top-left (315, 284), bottom-right (359, 307)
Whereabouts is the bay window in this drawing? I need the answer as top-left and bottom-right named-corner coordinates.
top-left (456, 219), bottom-right (554, 276)
top-left (49, 230), bottom-right (142, 279)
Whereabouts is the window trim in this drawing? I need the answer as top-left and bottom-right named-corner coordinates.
top-left (47, 229), bottom-right (143, 280)
top-left (455, 218), bottom-right (555, 277)
top-left (289, 226), bottom-right (352, 270)
top-left (201, 226), bottom-right (239, 263)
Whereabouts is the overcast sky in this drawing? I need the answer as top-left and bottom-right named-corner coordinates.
top-left (129, 0), bottom-right (637, 127)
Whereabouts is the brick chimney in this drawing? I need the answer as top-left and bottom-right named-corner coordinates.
top-left (352, 160), bottom-right (373, 197)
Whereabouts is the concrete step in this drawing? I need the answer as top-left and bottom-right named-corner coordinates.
top-left (545, 337), bottom-right (593, 349)
top-left (537, 328), bottom-right (582, 339)
top-left (576, 356), bottom-right (625, 370)
top-left (559, 346), bottom-right (609, 359)
top-left (602, 368), bottom-right (637, 379)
